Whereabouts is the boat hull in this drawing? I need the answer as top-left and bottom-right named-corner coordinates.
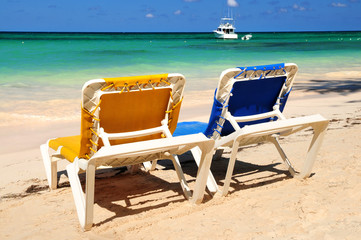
top-left (213, 31), bottom-right (238, 39)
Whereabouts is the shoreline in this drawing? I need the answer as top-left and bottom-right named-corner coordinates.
top-left (2, 70), bottom-right (361, 126)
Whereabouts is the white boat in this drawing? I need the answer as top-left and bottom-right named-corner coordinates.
top-left (213, 17), bottom-right (238, 39)
top-left (241, 34), bottom-right (252, 40)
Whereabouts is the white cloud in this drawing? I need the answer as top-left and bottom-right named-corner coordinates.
top-left (174, 10), bottom-right (182, 15)
top-left (279, 8), bottom-right (288, 13)
top-left (227, 0), bottom-right (239, 7)
top-left (331, 2), bottom-right (347, 7)
top-left (145, 13), bottom-right (154, 18)
top-left (293, 4), bottom-right (306, 11)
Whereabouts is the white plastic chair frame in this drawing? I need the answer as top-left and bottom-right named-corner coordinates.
top-left (191, 63), bottom-right (329, 196)
top-left (217, 114), bottom-right (328, 196)
top-left (41, 73), bottom-right (215, 231)
top-left (66, 133), bottom-right (213, 231)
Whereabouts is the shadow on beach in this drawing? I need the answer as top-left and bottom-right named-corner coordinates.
top-left (294, 78), bottom-right (361, 95)
top-left (168, 152), bottom-right (291, 190)
top-left (2, 150), bottom-right (291, 227)
top-left (90, 154), bottom-right (291, 226)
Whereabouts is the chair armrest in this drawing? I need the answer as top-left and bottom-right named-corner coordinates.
top-left (99, 125), bottom-right (170, 147)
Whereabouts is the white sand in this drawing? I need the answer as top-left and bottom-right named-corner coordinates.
top-left (0, 78), bottom-right (361, 239)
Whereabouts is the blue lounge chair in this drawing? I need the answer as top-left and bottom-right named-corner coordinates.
top-left (173, 63), bottom-right (329, 196)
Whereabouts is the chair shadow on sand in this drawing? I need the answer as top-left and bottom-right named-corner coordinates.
top-left (57, 167), bottom-right (185, 227)
top-left (50, 146), bottom-right (293, 227)
top-left (166, 149), bottom-right (293, 196)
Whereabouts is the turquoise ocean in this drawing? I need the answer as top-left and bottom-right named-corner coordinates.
top-left (1, 31), bottom-right (361, 124)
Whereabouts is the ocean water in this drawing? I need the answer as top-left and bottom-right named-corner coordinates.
top-left (1, 31), bottom-right (361, 124)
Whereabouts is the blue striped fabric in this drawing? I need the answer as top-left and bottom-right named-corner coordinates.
top-left (173, 63), bottom-right (290, 137)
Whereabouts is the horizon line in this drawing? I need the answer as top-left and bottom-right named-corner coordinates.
top-left (1, 30), bottom-right (361, 34)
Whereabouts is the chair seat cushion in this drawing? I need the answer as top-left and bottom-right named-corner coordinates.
top-left (49, 135), bottom-right (81, 163)
top-left (173, 121), bottom-right (208, 137)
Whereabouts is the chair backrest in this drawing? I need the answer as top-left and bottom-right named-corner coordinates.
top-left (78, 73), bottom-right (185, 159)
top-left (203, 63), bottom-right (298, 138)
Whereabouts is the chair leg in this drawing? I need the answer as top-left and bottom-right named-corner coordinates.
top-left (142, 161), bottom-right (152, 171)
top-left (66, 160), bottom-right (95, 231)
top-left (168, 154), bottom-right (192, 200)
top-left (298, 121), bottom-right (328, 178)
top-left (84, 161), bottom-right (96, 230)
top-left (221, 140), bottom-right (240, 197)
top-left (150, 160), bottom-right (158, 170)
top-left (270, 121), bottom-right (328, 179)
top-left (270, 137), bottom-right (297, 176)
top-left (40, 143), bottom-right (58, 190)
top-left (142, 160), bottom-right (158, 171)
top-left (191, 141), bottom-right (214, 204)
top-left (191, 147), bottom-right (218, 194)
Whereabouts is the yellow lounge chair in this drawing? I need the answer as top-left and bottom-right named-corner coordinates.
top-left (40, 73), bottom-right (214, 230)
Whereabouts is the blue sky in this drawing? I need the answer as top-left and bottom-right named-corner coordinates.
top-left (1, 0), bottom-right (360, 32)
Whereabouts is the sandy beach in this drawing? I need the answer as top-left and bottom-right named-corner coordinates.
top-left (1, 75), bottom-right (361, 239)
